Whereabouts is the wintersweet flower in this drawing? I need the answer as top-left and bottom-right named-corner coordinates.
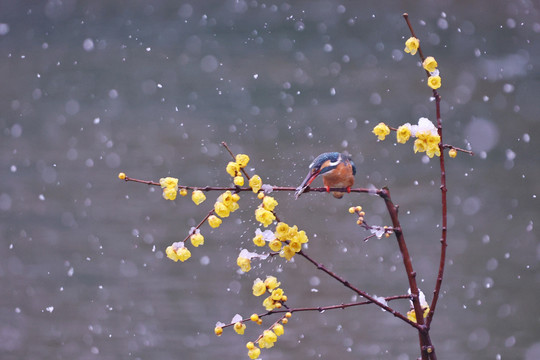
top-left (208, 215), bottom-right (222, 228)
top-left (423, 56), bottom-right (438, 73)
top-left (165, 246), bottom-right (178, 261)
top-left (255, 207), bottom-right (275, 227)
top-left (214, 326), bottom-right (223, 336)
top-left (247, 346), bottom-right (261, 359)
top-left (427, 75), bottom-right (442, 89)
top-left (287, 225), bottom-right (298, 238)
top-left (271, 288), bottom-right (284, 301)
top-left (280, 245), bottom-right (295, 261)
top-left (162, 187), bottom-right (177, 200)
top-left (262, 296), bottom-right (276, 311)
top-left (253, 234), bottom-right (266, 247)
top-left (235, 154), bottom-right (250, 168)
top-left (214, 201), bottom-right (230, 218)
top-left (252, 278), bottom-right (267, 296)
top-left (118, 172), bottom-right (126, 180)
top-left (414, 138), bottom-right (428, 153)
top-left (274, 222), bottom-right (290, 240)
top-left (179, 188), bottom-right (188, 196)
top-left (294, 230), bottom-right (309, 244)
top-left (233, 176), bottom-right (244, 186)
top-left (226, 161), bottom-right (240, 177)
top-left (177, 247), bottom-right (191, 262)
top-left (237, 256), bottom-right (251, 272)
top-left (190, 233), bottom-right (204, 247)
top-left (228, 201), bottom-right (240, 213)
top-left (191, 190), bottom-right (206, 205)
top-left (268, 239), bottom-right (282, 252)
top-left (159, 177), bottom-right (178, 189)
top-left (289, 240), bottom-right (302, 253)
top-left (396, 123), bottom-right (412, 144)
top-left (249, 175), bottom-right (262, 193)
top-left (264, 276), bottom-right (280, 290)
top-left (250, 314), bottom-right (259, 322)
top-left (166, 242), bottom-right (191, 262)
top-left (234, 322), bottom-right (246, 335)
top-left (273, 323), bottom-right (284, 336)
top-left (231, 193), bottom-right (240, 202)
top-left (372, 122), bottom-right (391, 141)
top-left (259, 330), bottom-right (277, 348)
top-left (404, 36), bottom-right (420, 55)
top-left (449, 148), bottom-right (457, 158)
top-left (262, 195), bottom-right (278, 211)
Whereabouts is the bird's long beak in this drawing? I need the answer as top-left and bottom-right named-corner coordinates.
top-left (294, 170), bottom-right (320, 199)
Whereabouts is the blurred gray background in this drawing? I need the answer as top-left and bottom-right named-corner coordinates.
top-left (1, 1), bottom-right (539, 359)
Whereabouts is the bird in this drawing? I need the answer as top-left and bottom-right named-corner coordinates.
top-left (294, 152), bottom-right (356, 199)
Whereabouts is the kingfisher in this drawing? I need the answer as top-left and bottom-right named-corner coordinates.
top-left (295, 152), bottom-right (356, 199)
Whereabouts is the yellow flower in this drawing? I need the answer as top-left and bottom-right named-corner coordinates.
top-left (287, 225), bottom-right (298, 239)
top-left (268, 239), bottom-right (282, 252)
top-left (162, 187), bottom-right (177, 200)
top-left (280, 245), bottom-right (295, 261)
top-left (262, 296), bottom-right (276, 311)
top-left (264, 276), bottom-right (280, 290)
top-left (192, 190), bottom-right (206, 205)
top-left (255, 207), bottom-right (275, 227)
top-left (253, 234), bottom-right (266, 247)
top-left (274, 222), bottom-right (290, 240)
top-left (259, 330), bottom-right (277, 348)
top-left (249, 175), bottom-right (262, 193)
top-left (427, 75), bottom-right (441, 89)
top-left (166, 246), bottom-right (179, 261)
top-left (289, 240), bottom-right (302, 253)
top-left (118, 172), bottom-right (126, 180)
top-left (414, 138), bottom-right (428, 153)
top-left (426, 144), bottom-right (441, 158)
top-left (372, 122), bottom-right (391, 141)
top-left (214, 201), bottom-right (230, 218)
top-left (233, 176), bottom-right (244, 186)
top-left (449, 148), bottom-right (457, 158)
top-left (214, 326), bottom-right (223, 336)
top-left (247, 346), bottom-right (260, 359)
top-left (234, 322), bottom-right (246, 335)
top-left (226, 161), bottom-right (240, 177)
top-left (252, 278), bottom-right (267, 296)
top-left (250, 314), bottom-right (259, 322)
top-left (208, 215), bottom-right (222, 228)
top-left (227, 201), bottom-right (239, 213)
top-left (159, 177), bottom-right (178, 189)
top-left (246, 341), bottom-right (255, 349)
top-left (179, 188), bottom-right (188, 196)
top-left (235, 154), bottom-right (250, 168)
top-left (190, 233), bottom-right (204, 247)
top-left (177, 247), bottom-right (191, 262)
top-left (294, 230), bottom-right (309, 244)
top-left (423, 56), bottom-right (438, 73)
top-left (273, 323), bottom-right (284, 336)
top-left (231, 193), bottom-right (240, 202)
top-left (404, 36), bottom-right (420, 55)
top-left (262, 196), bottom-right (278, 211)
top-left (220, 190), bottom-right (234, 207)
top-left (407, 306), bottom-right (430, 323)
top-left (271, 288), bottom-right (284, 301)
top-left (237, 256), bottom-right (251, 272)
top-left (396, 124), bottom-right (412, 144)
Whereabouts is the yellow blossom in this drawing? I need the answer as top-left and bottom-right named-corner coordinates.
top-left (257, 192), bottom-right (265, 199)
top-left (247, 346), bottom-right (260, 359)
top-left (407, 306), bottom-right (430, 323)
top-left (208, 215), bottom-right (222, 228)
top-left (396, 124), bottom-right (412, 144)
top-left (233, 176), bottom-right (244, 186)
top-left (274, 222), bottom-right (290, 240)
top-left (179, 188), bottom-right (188, 196)
top-left (191, 190), bottom-right (206, 205)
top-left (255, 207), bottom-right (275, 227)
top-left (237, 256), bottom-right (251, 272)
top-left (177, 247), bottom-right (191, 262)
top-left (281, 318), bottom-right (288, 324)
top-left (372, 122), bottom-right (391, 141)
top-left (404, 36), bottom-right (420, 55)
top-left (234, 322), bottom-right (246, 335)
top-left (423, 56), bottom-right (438, 72)
top-left (427, 75), bottom-right (442, 89)
top-left (166, 246), bottom-right (179, 261)
top-left (253, 234), bottom-right (266, 247)
top-left (226, 161), bottom-right (240, 177)
top-left (162, 187), bottom-right (177, 200)
top-left (262, 196), bottom-right (278, 211)
top-left (220, 190), bottom-right (234, 207)
top-left (190, 233), bottom-right (204, 247)
top-left (294, 230), bottom-right (309, 244)
top-left (271, 288), bottom-right (284, 301)
top-left (348, 207), bottom-right (356, 214)
top-left (280, 245), bottom-right (295, 261)
top-left (231, 193), bottom-right (240, 202)
top-left (449, 148), bottom-right (457, 158)
top-left (273, 323), bottom-right (284, 336)
top-left (235, 154), bottom-right (250, 168)
top-left (414, 138), bottom-right (428, 153)
top-left (262, 296), bottom-right (276, 311)
top-left (250, 314), bottom-right (259, 322)
top-left (252, 278), bottom-right (267, 296)
top-left (268, 239), bottom-right (282, 252)
top-left (228, 201), bottom-right (240, 213)
top-left (214, 326), bottom-right (223, 336)
top-left (246, 341), bottom-right (255, 349)
top-left (285, 312), bottom-right (292, 318)
top-left (264, 276), bottom-right (280, 290)
top-left (159, 177), bottom-right (178, 189)
top-left (118, 172), bottom-right (126, 180)
top-left (426, 144), bottom-right (441, 158)
top-left (214, 201), bottom-right (230, 218)
top-left (259, 330), bottom-right (277, 348)
top-left (249, 175), bottom-right (262, 193)
top-left (289, 240), bottom-right (302, 253)
top-left (287, 225), bottom-right (298, 239)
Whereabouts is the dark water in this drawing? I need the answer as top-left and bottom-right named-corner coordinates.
top-left (1, 1), bottom-right (539, 359)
